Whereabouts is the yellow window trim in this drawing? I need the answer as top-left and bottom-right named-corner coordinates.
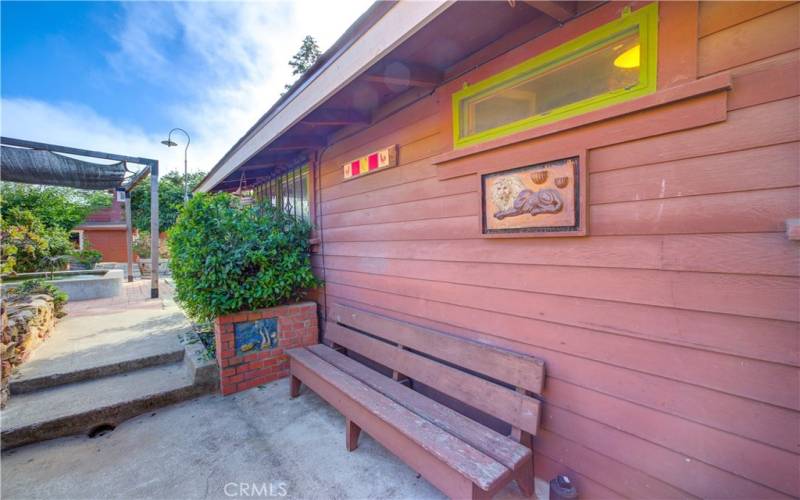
top-left (452, 2), bottom-right (659, 149)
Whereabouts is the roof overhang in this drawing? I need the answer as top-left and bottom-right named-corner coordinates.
top-left (196, 1), bottom-right (452, 193)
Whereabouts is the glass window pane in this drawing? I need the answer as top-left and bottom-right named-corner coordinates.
top-left (268, 181), bottom-right (273, 206)
top-left (255, 164), bottom-right (311, 220)
top-left (294, 168), bottom-right (302, 219)
top-left (283, 171), bottom-right (290, 214)
top-left (300, 165), bottom-right (309, 221)
top-left (290, 169), bottom-right (298, 218)
top-left (285, 173), bottom-right (291, 213)
top-left (288, 170), bottom-right (295, 217)
top-left (460, 28), bottom-right (641, 138)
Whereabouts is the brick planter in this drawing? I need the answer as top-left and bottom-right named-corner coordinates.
top-left (213, 302), bottom-right (317, 396)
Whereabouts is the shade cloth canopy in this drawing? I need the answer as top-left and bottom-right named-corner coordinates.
top-left (1, 145), bottom-right (127, 190)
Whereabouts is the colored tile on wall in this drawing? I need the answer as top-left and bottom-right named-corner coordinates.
top-left (234, 317), bottom-right (278, 356)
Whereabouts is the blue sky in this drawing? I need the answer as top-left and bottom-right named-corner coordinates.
top-left (1, 1), bottom-right (371, 173)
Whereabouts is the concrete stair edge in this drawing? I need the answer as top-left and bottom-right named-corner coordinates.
top-left (9, 348), bottom-right (186, 395)
top-left (1, 339), bottom-right (219, 450)
top-left (0, 382), bottom-right (205, 450)
top-left (182, 332), bottom-right (219, 391)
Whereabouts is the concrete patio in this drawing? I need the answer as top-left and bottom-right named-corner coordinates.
top-left (1, 377), bottom-right (546, 500)
top-left (2, 279), bottom-right (546, 499)
top-left (2, 278), bottom-right (216, 449)
top-left (9, 280), bottom-right (185, 392)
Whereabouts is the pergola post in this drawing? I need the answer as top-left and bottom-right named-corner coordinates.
top-left (125, 190), bottom-right (134, 282)
top-left (149, 161), bottom-right (159, 299)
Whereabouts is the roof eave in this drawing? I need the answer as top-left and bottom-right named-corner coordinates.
top-left (196, 0), bottom-right (452, 193)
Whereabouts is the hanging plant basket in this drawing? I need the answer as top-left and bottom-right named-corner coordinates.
top-left (231, 172), bottom-right (255, 207)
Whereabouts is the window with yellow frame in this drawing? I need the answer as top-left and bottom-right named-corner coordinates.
top-left (452, 3), bottom-right (658, 148)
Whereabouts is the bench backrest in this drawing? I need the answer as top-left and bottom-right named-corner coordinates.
top-left (326, 303), bottom-right (544, 437)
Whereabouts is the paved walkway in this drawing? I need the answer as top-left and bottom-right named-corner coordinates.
top-left (65, 278), bottom-right (174, 317)
top-left (10, 279), bottom-right (186, 387)
top-left (1, 378), bottom-right (545, 500)
top-left (2, 277), bottom-right (200, 450)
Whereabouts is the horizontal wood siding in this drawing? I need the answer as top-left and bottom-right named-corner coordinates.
top-left (313, 2), bottom-right (800, 498)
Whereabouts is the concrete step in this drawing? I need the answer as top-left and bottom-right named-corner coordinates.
top-left (10, 308), bottom-right (188, 394)
top-left (1, 361), bottom-right (209, 450)
top-left (9, 348), bottom-right (184, 394)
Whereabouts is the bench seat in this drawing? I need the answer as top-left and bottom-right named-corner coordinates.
top-left (287, 347), bottom-right (512, 497)
top-left (306, 344), bottom-right (532, 472)
top-left (287, 303), bottom-right (544, 499)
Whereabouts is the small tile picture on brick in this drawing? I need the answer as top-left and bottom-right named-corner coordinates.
top-left (234, 317), bottom-right (278, 357)
top-left (214, 302), bottom-right (318, 396)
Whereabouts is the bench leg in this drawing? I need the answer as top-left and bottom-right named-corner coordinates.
top-left (511, 424), bottom-right (535, 497)
top-left (346, 418), bottom-right (361, 452)
top-left (515, 457), bottom-right (535, 497)
top-left (470, 484), bottom-right (493, 500)
top-left (290, 375), bottom-right (302, 398)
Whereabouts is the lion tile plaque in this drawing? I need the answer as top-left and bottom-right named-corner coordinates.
top-left (481, 156), bottom-right (585, 237)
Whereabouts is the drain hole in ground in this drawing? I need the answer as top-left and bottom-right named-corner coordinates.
top-left (87, 424), bottom-right (116, 438)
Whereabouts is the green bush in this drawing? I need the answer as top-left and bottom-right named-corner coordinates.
top-left (7, 278), bottom-right (69, 317)
top-left (1, 183), bottom-right (108, 274)
top-left (1, 208), bottom-right (72, 274)
top-left (74, 247), bottom-right (102, 269)
top-left (0, 183), bottom-right (110, 232)
top-left (130, 170), bottom-right (207, 233)
top-left (167, 193), bottom-right (320, 322)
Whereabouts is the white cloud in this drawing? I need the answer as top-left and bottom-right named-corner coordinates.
top-left (1, 0), bottom-right (372, 175)
top-left (0, 98), bottom-right (174, 164)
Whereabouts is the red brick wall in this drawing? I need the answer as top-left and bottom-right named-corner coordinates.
top-left (83, 229), bottom-right (127, 262)
top-left (84, 198), bottom-right (124, 223)
top-left (214, 302), bottom-right (318, 395)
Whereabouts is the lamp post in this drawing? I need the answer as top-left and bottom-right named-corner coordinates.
top-left (161, 128), bottom-right (191, 202)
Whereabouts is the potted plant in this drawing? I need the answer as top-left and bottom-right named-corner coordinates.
top-left (133, 231), bottom-right (169, 277)
top-left (167, 193), bottom-right (320, 395)
top-left (69, 244), bottom-right (102, 270)
top-left (133, 231), bottom-right (153, 277)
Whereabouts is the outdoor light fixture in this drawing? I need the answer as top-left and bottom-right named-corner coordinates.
top-left (161, 128), bottom-right (191, 202)
top-left (613, 44), bottom-right (640, 69)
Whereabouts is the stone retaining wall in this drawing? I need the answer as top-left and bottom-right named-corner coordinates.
top-left (1, 295), bottom-right (56, 407)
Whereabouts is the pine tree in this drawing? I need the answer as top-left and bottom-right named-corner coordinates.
top-left (284, 35), bottom-right (321, 93)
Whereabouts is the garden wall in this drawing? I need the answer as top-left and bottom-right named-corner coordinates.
top-left (310, 2), bottom-right (799, 498)
top-left (1, 295), bottom-right (57, 407)
top-left (214, 302), bottom-right (318, 395)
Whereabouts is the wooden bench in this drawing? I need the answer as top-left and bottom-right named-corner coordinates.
top-left (287, 304), bottom-right (545, 499)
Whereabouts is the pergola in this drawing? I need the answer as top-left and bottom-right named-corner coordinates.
top-left (0, 137), bottom-right (161, 299)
